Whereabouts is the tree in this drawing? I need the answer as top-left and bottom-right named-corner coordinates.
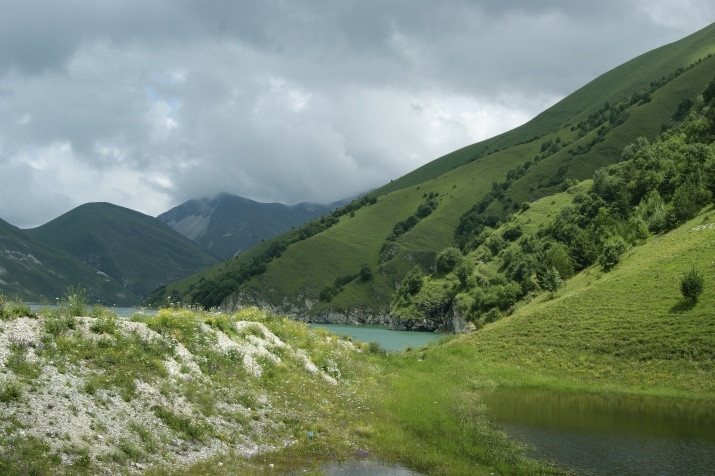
top-left (545, 242), bottom-right (575, 278)
top-left (680, 268), bottom-right (704, 302)
top-left (359, 264), bottom-right (374, 282)
top-left (672, 180), bottom-right (712, 223)
top-left (400, 266), bottom-right (424, 296)
top-left (540, 266), bottom-right (563, 294)
top-left (435, 247), bottom-right (463, 274)
top-left (599, 236), bottom-right (627, 271)
top-left (454, 260), bottom-right (475, 289)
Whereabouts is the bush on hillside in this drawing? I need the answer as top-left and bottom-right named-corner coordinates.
top-left (540, 266), bottom-right (563, 294)
top-left (399, 266), bottom-right (424, 297)
top-left (435, 247), bottom-right (464, 274)
top-left (680, 267), bottom-right (704, 302)
top-left (599, 236), bottom-right (627, 271)
top-left (359, 264), bottom-right (374, 282)
top-left (454, 260), bottom-right (475, 289)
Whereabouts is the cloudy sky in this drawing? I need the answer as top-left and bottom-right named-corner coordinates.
top-left (0, 1), bottom-right (713, 228)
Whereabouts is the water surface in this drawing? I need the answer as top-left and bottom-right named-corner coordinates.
top-left (481, 388), bottom-right (715, 475)
top-left (308, 323), bottom-right (444, 352)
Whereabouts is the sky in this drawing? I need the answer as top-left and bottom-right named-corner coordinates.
top-left (0, 1), bottom-right (713, 228)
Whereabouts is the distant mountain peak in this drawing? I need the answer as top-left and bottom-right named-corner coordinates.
top-left (158, 193), bottom-right (346, 259)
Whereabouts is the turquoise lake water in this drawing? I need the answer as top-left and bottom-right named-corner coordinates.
top-left (308, 323), bottom-right (445, 352)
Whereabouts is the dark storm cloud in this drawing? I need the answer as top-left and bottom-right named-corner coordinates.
top-left (0, 1), bottom-right (712, 227)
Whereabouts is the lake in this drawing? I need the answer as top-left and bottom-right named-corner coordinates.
top-left (480, 388), bottom-right (715, 475)
top-left (308, 323), bottom-right (444, 352)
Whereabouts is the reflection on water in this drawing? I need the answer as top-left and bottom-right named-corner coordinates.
top-left (288, 459), bottom-right (420, 476)
top-left (481, 388), bottom-right (715, 475)
top-left (312, 459), bottom-right (421, 475)
top-left (308, 323), bottom-right (443, 352)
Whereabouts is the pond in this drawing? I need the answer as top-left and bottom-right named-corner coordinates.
top-left (480, 388), bottom-right (715, 475)
top-left (292, 459), bottom-right (421, 475)
top-left (308, 323), bottom-right (444, 352)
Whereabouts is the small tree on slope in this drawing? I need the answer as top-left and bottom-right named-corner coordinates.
top-left (680, 267), bottom-right (704, 302)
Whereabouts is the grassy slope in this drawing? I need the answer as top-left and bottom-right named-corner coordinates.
top-left (155, 23), bottom-right (715, 316)
top-left (361, 209), bottom-right (714, 474)
top-left (241, 53), bottom-right (715, 315)
top-left (469, 208), bottom-right (715, 394)
top-left (373, 22), bottom-right (715, 197)
top-left (26, 203), bottom-right (219, 300)
top-left (0, 218), bottom-right (134, 304)
top-left (507, 53), bottom-right (715, 205)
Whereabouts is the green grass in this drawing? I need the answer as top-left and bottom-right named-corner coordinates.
top-left (468, 209), bottom-right (715, 395)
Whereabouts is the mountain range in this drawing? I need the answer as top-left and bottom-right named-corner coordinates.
top-left (0, 194), bottom-right (351, 304)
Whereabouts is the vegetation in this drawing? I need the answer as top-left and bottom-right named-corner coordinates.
top-left (681, 267), bottom-right (705, 301)
top-left (25, 202), bottom-right (219, 300)
top-left (392, 75), bottom-right (715, 327)
top-left (148, 26), bottom-right (715, 321)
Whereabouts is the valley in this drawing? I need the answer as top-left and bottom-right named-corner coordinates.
top-left (1, 20), bottom-right (714, 476)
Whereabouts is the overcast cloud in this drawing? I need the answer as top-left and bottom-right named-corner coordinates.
top-left (0, 1), bottom-right (713, 227)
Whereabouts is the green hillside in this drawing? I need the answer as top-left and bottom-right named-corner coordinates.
top-left (26, 203), bottom-right (220, 301)
top-left (0, 218), bottom-right (133, 304)
top-left (148, 23), bottom-right (715, 319)
top-left (369, 209), bottom-right (714, 473)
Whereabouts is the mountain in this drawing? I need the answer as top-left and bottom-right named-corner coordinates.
top-left (0, 217), bottom-right (133, 304)
top-left (146, 23), bottom-right (715, 318)
top-left (158, 193), bottom-right (344, 259)
top-left (26, 202), bottom-right (220, 301)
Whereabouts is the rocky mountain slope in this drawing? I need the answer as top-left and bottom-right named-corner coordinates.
top-left (158, 193), bottom-right (344, 259)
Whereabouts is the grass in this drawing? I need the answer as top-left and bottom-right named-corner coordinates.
top-left (468, 209), bottom-right (715, 395)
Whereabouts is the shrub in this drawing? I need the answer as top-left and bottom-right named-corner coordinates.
top-left (545, 243), bottom-right (575, 279)
top-left (367, 341), bottom-right (386, 355)
top-left (680, 268), bottom-right (704, 302)
top-left (481, 308), bottom-right (503, 324)
top-left (401, 267), bottom-right (424, 296)
top-left (435, 247), bottom-right (463, 274)
top-left (0, 382), bottom-right (22, 402)
top-left (540, 266), bottom-right (563, 293)
top-left (65, 286), bottom-right (87, 316)
top-left (502, 224), bottom-right (523, 242)
top-left (359, 264), bottom-right (374, 282)
top-left (495, 281), bottom-right (522, 311)
top-left (454, 260), bottom-right (475, 289)
top-left (599, 236), bottom-right (627, 271)
top-left (485, 234), bottom-right (507, 256)
top-left (672, 181), bottom-right (712, 223)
